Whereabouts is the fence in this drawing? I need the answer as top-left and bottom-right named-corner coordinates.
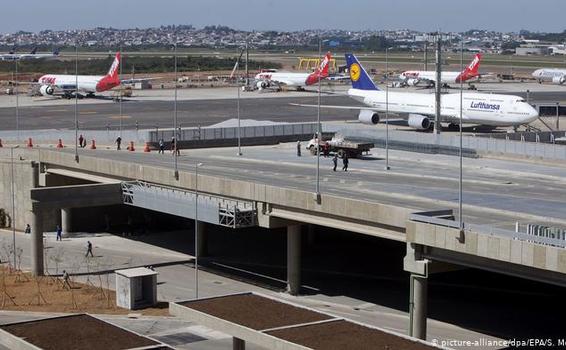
top-left (149, 123), bottom-right (320, 143)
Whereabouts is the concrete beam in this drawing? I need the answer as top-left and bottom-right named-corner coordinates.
top-left (287, 224), bottom-right (302, 296)
top-left (30, 183), bottom-right (122, 210)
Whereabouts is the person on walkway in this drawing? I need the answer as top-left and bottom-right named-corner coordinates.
top-left (85, 241), bottom-right (94, 257)
top-left (62, 270), bottom-right (71, 289)
top-left (56, 225), bottom-right (62, 241)
top-left (323, 142), bottom-right (330, 158)
top-left (115, 136), bottom-right (122, 150)
top-left (158, 138), bottom-right (165, 154)
top-left (296, 141), bottom-right (301, 157)
top-left (78, 134), bottom-right (85, 148)
top-left (342, 153), bottom-right (349, 172)
top-left (171, 137), bottom-right (180, 156)
top-left (332, 154), bottom-right (338, 172)
top-left (24, 224), bottom-right (31, 234)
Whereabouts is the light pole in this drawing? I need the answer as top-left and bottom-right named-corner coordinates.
top-left (119, 45), bottom-right (123, 139)
top-left (315, 37), bottom-right (322, 201)
top-left (194, 162), bottom-right (203, 299)
top-left (237, 46), bottom-right (242, 156)
top-left (74, 43), bottom-right (79, 162)
top-left (10, 145), bottom-right (19, 269)
top-left (15, 58), bottom-right (19, 142)
top-left (173, 41), bottom-right (179, 179)
top-left (458, 39), bottom-right (465, 242)
top-left (385, 47), bottom-right (392, 170)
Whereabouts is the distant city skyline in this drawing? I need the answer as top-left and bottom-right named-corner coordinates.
top-left (1, 0), bottom-right (565, 34)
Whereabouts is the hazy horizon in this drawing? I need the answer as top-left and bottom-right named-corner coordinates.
top-left (1, 0), bottom-right (565, 34)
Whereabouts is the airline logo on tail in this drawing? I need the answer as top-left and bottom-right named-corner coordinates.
top-left (107, 52), bottom-right (121, 79)
top-left (456, 53), bottom-right (481, 83)
top-left (345, 53), bottom-right (379, 91)
top-left (305, 52), bottom-right (332, 85)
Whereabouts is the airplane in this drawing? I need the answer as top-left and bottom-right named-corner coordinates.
top-left (293, 53), bottom-right (538, 131)
top-left (532, 68), bottom-right (566, 85)
top-left (398, 53), bottom-right (482, 87)
top-left (254, 52), bottom-right (332, 91)
top-left (0, 47), bottom-right (60, 61)
top-left (37, 52), bottom-right (122, 98)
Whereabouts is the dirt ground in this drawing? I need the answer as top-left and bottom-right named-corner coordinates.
top-left (2, 314), bottom-right (161, 350)
top-left (0, 267), bottom-right (168, 316)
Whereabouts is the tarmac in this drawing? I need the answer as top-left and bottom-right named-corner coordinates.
top-left (0, 82), bottom-right (564, 131)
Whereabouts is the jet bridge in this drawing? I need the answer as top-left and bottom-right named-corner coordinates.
top-left (121, 181), bottom-right (256, 228)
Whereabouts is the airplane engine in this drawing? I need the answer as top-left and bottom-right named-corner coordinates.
top-left (408, 114), bottom-right (432, 130)
top-left (552, 75), bottom-right (566, 85)
top-left (256, 81), bottom-right (269, 90)
top-left (358, 110), bottom-right (380, 125)
top-left (39, 85), bottom-right (54, 96)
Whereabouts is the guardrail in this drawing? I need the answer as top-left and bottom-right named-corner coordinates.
top-left (410, 213), bottom-right (566, 248)
top-left (149, 123), bottom-right (320, 143)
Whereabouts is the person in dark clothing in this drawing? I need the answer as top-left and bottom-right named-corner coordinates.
top-left (158, 138), bottom-right (165, 154)
top-left (332, 154), bottom-right (338, 172)
top-left (24, 224), bottom-right (31, 234)
top-left (323, 142), bottom-right (330, 157)
top-left (85, 241), bottom-right (94, 257)
top-left (115, 136), bottom-right (122, 150)
top-left (342, 153), bottom-right (349, 171)
top-left (171, 137), bottom-right (180, 155)
top-left (78, 134), bottom-right (85, 148)
top-left (296, 141), bottom-right (301, 157)
top-left (56, 225), bottom-right (62, 241)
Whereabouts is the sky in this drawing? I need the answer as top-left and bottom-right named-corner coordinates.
top-left (2, 0), bottom-right (565, 33)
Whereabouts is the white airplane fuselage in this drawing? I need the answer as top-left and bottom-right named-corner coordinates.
top-left (532, 68), bottom-right (566, 84)
top-left (255, 72), bottom-right (311, 87)
top-left (399, 71), bottom-right (464, 85)
top-left (348, 88), bottom-right (539, 126)
top-left (37, 74), bottom-right (111, 94)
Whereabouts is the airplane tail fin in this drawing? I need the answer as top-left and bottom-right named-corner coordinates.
top-left (305, 52), bottom-right (332, 85)
top-left (316, 52), bottom-right (332, 77)
top-left (345, 53), bottom-right (379, 91)
top-left (106, 52), bottom-right (121, 80)
top-left (456, 53), bottom-right (481, 82)
top-left (30, 47), bottom-right (37, 55)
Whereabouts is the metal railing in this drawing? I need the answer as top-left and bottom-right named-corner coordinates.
top-left (149, 123), bottom-right (320, 143)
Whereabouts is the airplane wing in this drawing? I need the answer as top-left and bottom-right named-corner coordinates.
top-left (120, 77), bottom-right (159, 84)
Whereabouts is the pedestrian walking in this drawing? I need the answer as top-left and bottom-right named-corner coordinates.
top-left (56, 225), bottom-right (62, 241)
top-left (85, 241), bottom-right (94, 257)
top-left (115, 136), bottom-right (122, 150)
top-left (296, 141), bottom-right (301, 157)
top-left (62, 270), bottom-right (71, 289)
top-left (342, 153), bottom-right (349, 172)
top-left (78, 134), bottom-right (84, 148)
top-left (323, 142), bottom-right (330, 157)
top-left (158, 138), bottom-right (165, 154)
top-left (171, 137), bottom-right (180, 156)
top-left (24, 224), bottom-right (31, 234)
top-left (332, 154), bottom-right (338, 172)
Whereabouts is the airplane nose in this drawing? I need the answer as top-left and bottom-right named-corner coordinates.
top-left (528, 105), bottom-right (539, 120)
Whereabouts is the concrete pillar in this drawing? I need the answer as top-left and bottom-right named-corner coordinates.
top-left (31, 207), bottom-right (44, 276)
top-left (287, 224), bottom-right (302, 295)
top-left (197, 221), bottom-right (208, 258)
top-left (232, 337), bottom-right (245, 350)
top-left (61, 208), bottom-right (72, 235)
top-left (409, 273), bottom-right (428, 340)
